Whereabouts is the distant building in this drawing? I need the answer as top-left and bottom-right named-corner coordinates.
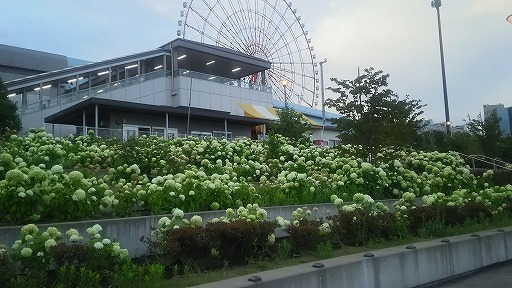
top-left (483, 104), bottom-right (504, 119)
top-left (0, 44), bottom-right (90, 82)
top-left (495, 107), bottom-right (512, 136)
top-left (483, 104), bottom-right (512, 137)
top-left (420, 120), bottom-right (466, 134)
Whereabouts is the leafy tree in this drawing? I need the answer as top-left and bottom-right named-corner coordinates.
top-left (269, 107), bottom-right (311, 143)
top-left (497, 137), bottom-right (512, 163)
top-left (325, 67), bottom-right (425, 160)
top-left (465, 113), bottom-right (502, 158)
top-left (0, 76), bottom-right (22, 136)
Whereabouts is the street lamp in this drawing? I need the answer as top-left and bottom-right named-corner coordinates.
top-left (280, 79), bottom-right (289, 109)
top-left (319, 58), bottom-right (327, 142)
top-left (507, 14), bottom-right (512, 24)
top-left (431, 0), bottom-right (451, 136)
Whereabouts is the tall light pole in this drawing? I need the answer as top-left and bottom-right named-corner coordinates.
top-left (431, 0), bottom-right (451, 136)
top-left (281, 79), bottom-right (289, 108)
top-left (319, 58), bottom-right (327, 142)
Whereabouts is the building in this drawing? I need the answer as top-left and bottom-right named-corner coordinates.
top-left (2, 39), bottom-right (341, 145)
top-left (483, 104), bottom-right (505, 119)
top-left (482, 104), bottom-right (512, 137)
top-left (0, 44), bottom-right (89, 82)
top-left (420, 120), bottom-right (467, 134)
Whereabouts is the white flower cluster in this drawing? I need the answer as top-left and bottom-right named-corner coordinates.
top-left (86, 224), bottom-right (102, 239)
top-left (72, 189), bottom-right (86, 201)
top-left (21, 224), bottom-right (39, 236)
top-left (331, 195), bottom-right (344, 210)
top-left (66, 228), bottom-right (84, 242)
top-left (318, 223), bottom-right (331, 235)
top-left (111, 242), bottom-right (129, 260)
top-left (275, 216), bottom-right (291, 229)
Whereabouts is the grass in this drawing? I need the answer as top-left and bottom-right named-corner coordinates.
top-left (159, 216), bottom-right (512, 288)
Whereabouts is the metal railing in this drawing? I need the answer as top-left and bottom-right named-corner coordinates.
top-left (176, 69), bottom-right (272, 92)
top-left (18, 69), bottom-right (171, 116)
top-left (46, 124), bottom-right (245, 141)
top-left (455, 152), bottom-right (512, 172)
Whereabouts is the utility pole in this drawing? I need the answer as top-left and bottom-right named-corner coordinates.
top-left (431, 0), bottom-right (451, 135)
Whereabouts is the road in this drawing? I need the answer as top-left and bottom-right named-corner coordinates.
top-left (428, 261), bottom-right (512, 288)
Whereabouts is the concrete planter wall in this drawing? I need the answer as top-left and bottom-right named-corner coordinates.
top-left (0, 199), bottom-right (398, 258)
top-left (192, 228), bottom-right (512, 288)
top-left (0, 203), bottom-right (336, 257)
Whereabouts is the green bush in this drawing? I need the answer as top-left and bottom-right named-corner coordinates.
top-left (206, 220), bottom-right (275, 266)
top-left (329, 209), bottom-right (397, 246)
top-left (0, 246), bottom-right (16, 287)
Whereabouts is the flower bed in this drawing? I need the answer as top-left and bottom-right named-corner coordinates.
top-left (0, 129), bottom-right (503, 225)
top-left (3, 189), bottom-right (512, 288)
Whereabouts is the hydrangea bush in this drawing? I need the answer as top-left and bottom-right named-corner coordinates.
top-left (0, 129), bottom-right (508, 225)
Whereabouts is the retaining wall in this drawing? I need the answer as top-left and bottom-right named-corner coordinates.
top-left (191, 228), bottom-right (512, 288)
top-left (0, 203), bottom-right (340, 257)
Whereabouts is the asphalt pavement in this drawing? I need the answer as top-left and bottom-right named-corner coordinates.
top-left (427, 261), bottom-right (512, 288)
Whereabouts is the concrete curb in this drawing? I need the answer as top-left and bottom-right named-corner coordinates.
top-left (190, 227), bottom-right (512, 288)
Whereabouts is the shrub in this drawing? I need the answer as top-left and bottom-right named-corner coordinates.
top-left (285, 219), bottom-right (323, 252)
top-left (49, 243), bottom-right (94, 267)
top-left (206, 220), bottom-right (275, 265)
top-left (0, 246), bottom-right (16, 287)
top-left (329, 209), bottom-right (397, 246)
top-left (163, 227), bottom-right (208, 263)
top-left (460, 201), bottom-right (491, 222)
top-left (407, 205), bottom-right (444, 236)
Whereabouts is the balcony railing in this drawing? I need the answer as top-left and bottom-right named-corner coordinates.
top-left (175, 69), bottom-right (272, 93)
top-left (18, 70), bottom-right (171, 116)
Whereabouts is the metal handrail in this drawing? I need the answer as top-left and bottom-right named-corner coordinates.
top-left (455, 152), bottom-right (512, 172)
top-left (18, 70), bottom-right (170, 116)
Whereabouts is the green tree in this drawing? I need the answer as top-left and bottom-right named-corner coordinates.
top-left (269, 107), bottom-right (311, 143)
top-left (466, 113), bottom-right (502, 158)
top-left (325, 67), bottom-right (425, 160)
top-left (0, 76), bottom-right (22, 136)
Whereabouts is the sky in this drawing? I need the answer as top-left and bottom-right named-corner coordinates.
top-left (1, 0), bottom-right (511, 125)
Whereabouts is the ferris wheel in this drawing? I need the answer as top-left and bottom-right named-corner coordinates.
top-left (177, 0), bottom-right (319, 108)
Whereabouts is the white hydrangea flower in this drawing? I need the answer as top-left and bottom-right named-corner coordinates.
top-left (267, 234), bottom-right (275, 245)
top-left (70, 235), bottom-right (83, 242)
top-left (256, 209), bottom-right (267, 220)
top-left (72, 189), bottom-right (86, 201)
top-left (46, 227), bottom-right (61, 238)
top-left (51, 165), bottom-right (64, 174)
top-left (93, 242), bottom-right (104, 249)
top-left (66, 228), bottom-right (80, 237)
top-left (190, 215), bottom-right (202, 227)
top-left (45, 239), bottom-right (57, 251)
top-left (318, 223), bottom-right (331, 235)
top-left (21, 247), bottom-right (32, 257)
top-left (21, 224), bottom-right (39, 236)
top-left (172, 208), bottom-right (184, 218)
top-left (158, 217), bottom-right (171, 228)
